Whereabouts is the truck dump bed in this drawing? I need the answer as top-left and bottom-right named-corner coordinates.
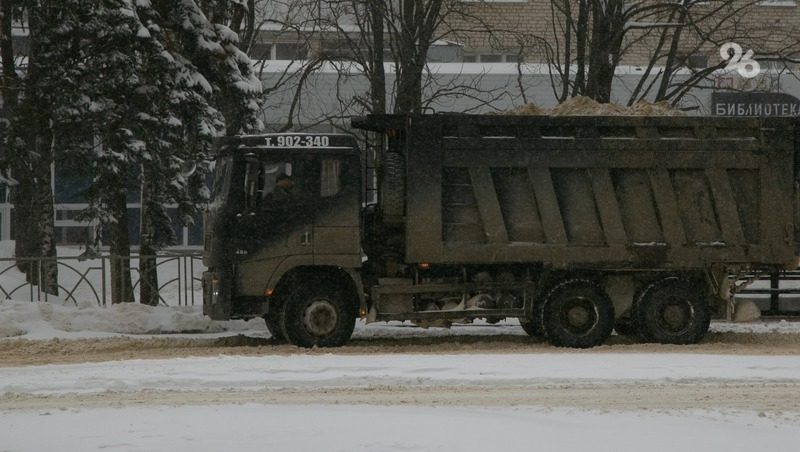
top-left (360, 115), bottom-right (800, 270)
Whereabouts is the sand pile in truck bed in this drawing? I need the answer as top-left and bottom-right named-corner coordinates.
top-left (505, 96), bottom-right (684, 116)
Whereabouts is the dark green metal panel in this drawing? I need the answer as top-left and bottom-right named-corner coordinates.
top-left (377, 114), bottom-right (799, 269)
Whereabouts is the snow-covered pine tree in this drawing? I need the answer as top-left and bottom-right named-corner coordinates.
top-left (9, 1), bottom-right (260, 304)
top-left (74, 0), bottom-right (155, 303)
top-left (169, 0), bottom-right (262, 134)
top-left (106, 0), bottom-right (261, 305)
top-left (133, 1), bottom-right (223, 305)
top-left (135, 0), bottom-right (262, 304)
top-left (6, 0), bottom-right (97, 294)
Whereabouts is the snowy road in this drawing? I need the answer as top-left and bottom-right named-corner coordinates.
top-left (2, 352), bottom-right (800, 452)
top-left (3, 404), bottom-right (798, 452)
top-left (2, 353), bottom-right (800, 413)
top-left (2, 300), bottom-right (800, 451)
top-left (3, 353), bottom-right (800, 396)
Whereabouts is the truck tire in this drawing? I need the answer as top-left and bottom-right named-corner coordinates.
top-left (283, 286), bottom-right (357, 348)
top-left (613, 317), bottom-right (636, 336)
top-left (263, 300), bottom-right (287, 343)
top-left (382, 151), bottom-right (405, 218)
top-left (541, 279), bottom-right (615, 348)
top-left (634, 277), bottom-right (710, 344)
top-left (519, 318), bottom-right (544, 340)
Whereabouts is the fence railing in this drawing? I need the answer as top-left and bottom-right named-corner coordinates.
top-left (3, 253), bottom-right (798, 316)
top-left (0, 252), bottom-right (204, 307)
top-left (734, 270), bottom-right (800, 317)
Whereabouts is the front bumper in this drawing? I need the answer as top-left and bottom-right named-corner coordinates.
top-left (202, 270), bottom-right (231, 320)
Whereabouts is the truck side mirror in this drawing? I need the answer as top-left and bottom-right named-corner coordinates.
top-left (180, 160), bottom-right (197, 178)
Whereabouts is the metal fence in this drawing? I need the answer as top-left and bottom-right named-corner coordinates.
top-left (0, 252), bottom-right (203, 307)
top-left (734, 270), bottom-right (800, 317)
top-left (2, 252), bottom-right (799, 316)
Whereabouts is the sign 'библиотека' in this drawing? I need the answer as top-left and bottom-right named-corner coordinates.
top-left (712, 92), bottom-right (800, 116)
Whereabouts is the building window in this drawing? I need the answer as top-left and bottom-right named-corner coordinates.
top-left (462, 53), bottom-right (520, 63)
top-left (679, 54), bottom-right (709, 70)
top-left (275, 43), bottom-right (308, 60)
top-left (760, 0), bottom-right (797, 6)
top-left (479, 54), bottom-right (503, 63)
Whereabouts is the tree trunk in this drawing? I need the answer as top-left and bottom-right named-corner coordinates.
top-left (109, 189), bottom-right (134, 303)
top-left (394, 60), bottom-right (424, 115)
top-left (9, 3), bottom-right (58, 294)
top-left (11, 127), bottom-right (58, 295)
top-left (571, 0), bottom-right (588, 98)
top-left (5, 0), bottom-right (34, 277)
top-left (0, 0), bottom-right (17, 114)
top-left (655, 7), bottom-right (688, 101)
top-left (585, 1), bottom-right (624, 103)
top-left (138, 242), bottom-right (159, 306)
top-left (33, 130), bottom-right (58, 295)
top-left (392, 0), bottom-right (434, 115)
top-left (139, 171), bottom-right (159, 306)
top-left (369, 0), bottom-right (386, 115)
top-left (11, 167), bottom-right (35, 276)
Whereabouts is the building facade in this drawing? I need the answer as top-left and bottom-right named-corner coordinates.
top-left (2, 1), bottom-right (800, 247)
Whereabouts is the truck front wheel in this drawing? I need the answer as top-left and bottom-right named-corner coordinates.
top-left (263, 299), bottom-right (287, 343)
top-left (541, 279), bottom-right (615, 348)
top-left (283, 287), bottom-right (357, 348)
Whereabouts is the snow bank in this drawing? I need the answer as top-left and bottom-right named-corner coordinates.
top-left (0, 300), bottom-right (265, 339)
top-left (2, 297), bottom-right (800, 341)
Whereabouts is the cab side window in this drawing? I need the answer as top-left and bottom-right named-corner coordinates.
top-left (244, 161), bottom-right (293, 210)
top-left (320, 159), bottom-right (341, 198)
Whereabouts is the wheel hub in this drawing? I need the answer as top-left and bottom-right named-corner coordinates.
top-left (560, 298), bottom-right (597, 334)
top-left (567, 306), bottom-right (590, 327)
top-left (659, 298), bottom-right (692, 333)
top-left (303, 299), bottom-right (339, 337)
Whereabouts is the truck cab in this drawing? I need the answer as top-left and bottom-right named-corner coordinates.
top-left (203, 134), bottom-right (364, 346)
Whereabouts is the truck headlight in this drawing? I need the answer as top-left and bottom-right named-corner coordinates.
top-left (210, 277), bottom-right (220, 305)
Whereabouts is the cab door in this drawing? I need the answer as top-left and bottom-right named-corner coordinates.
top-left (313, 154), bottom-right (362, 267)
top-left (234, 156), bottom-right (318, 298)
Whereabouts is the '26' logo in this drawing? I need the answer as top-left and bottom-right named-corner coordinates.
top-left (720, 42), bottom-right (760, 78)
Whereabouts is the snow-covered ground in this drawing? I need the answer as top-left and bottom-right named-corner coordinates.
top-left (1, 242), bottom-right (800, 451)
top-left (1, 299), bottom-right (800, 451)
top-left (3, 298), bottom-right (800, 340)
top-left (3, 352), bottom-right (800, 396)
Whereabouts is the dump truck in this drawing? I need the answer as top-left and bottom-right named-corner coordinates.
top-left (202, 114), bottom-right (800, 348)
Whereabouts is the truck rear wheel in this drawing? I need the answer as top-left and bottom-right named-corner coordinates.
top-left (634, 277), bottom-right (710, 344)
top-left (283, 287), bottom-right (357, 348)
top-left (541, 279), bottom-right (614, 348)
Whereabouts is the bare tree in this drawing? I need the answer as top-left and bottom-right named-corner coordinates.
top-left (252, 0), bottom-right (532, 123)
top-left (540, 0), bottom-right (799, 107)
